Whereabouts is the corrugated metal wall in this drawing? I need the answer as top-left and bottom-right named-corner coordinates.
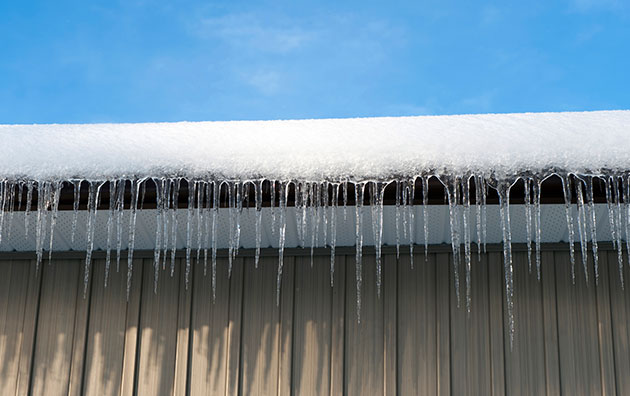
top-left (0, 248), bottom-right (629, 395)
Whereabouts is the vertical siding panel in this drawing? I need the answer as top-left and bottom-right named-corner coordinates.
top-left (188, 257), bottom-right (232, 396)
top-left (30, 259), bottom-right (83, 396)
top-left (292, 255), bottom-right (331, 396)
top-left (435, 253), bottom-right (451, 396)
top-left (344, 254), bottom-right (385, 396)
top-left (224, 257), bottom-right (244, 396)
top-left (504, 251), bottom-right (547, 395)
top-left (555, 250), bottom-right (603, 396)
top-left (397, 253), bottom-right (437, 396)
top-left (608, 250), bottom-right (630, 395)
top-left (119, 259), bottom-right (143, 396)
top-left (83, 259), bottom-right (136, 396)
top-left (67, 259), bottom-right (93, 396)
top-left (329, 254), bottom-right (346, 396)
top-left (487, 251), bottom-right (506, 396)
top-left (0, 260), bottom-right (39, 396)
top-left (173, 259), bottom-right (193, 396)
top-left (277, 255), bottom-right (294, 396)
top-left (541, 251), bottom-right (561, 396)
top-left (239, 256), bottom-right (283, 395)
top-left (450, 252), bottom-right (492, 396)
top-left (383, 254), bottom-right (397, 396)
top-left (594, 251), bottom-right (617, 396)
top-left (135, 258), bottom-right (183, 396)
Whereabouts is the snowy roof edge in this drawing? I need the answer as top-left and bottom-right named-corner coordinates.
top-left (1, 110), bottom-right (629, 181)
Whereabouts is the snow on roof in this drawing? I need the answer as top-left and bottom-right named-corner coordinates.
top-left (1, 110), bottom-right (629, 181)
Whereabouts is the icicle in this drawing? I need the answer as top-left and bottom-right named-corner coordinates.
top-left (533, 176), bottom-right (543, 280)
top-left (203, 182), bottom-right (212, 275)
top-left (84, 181), bottom-right (105, 297)
top-left (524, 177), bottom-right (533, 272)
top-left (586, 177), bottom-right (599, 284)
top-left (422, 176), bottom-right (430, 261)
top-left (6, 182), bottom-right (15, 240)
top-left (343, 180), bottom-right (348, 222)
top-left (480, 175), bottom-right (488, 254)
top-left (104, 180), bottom-right (116, 287)
top-left (276, 181), bottom-right (289, 305)
top-left (294, 182), bottom-right (303, 247)
top-left (624, 174), bottom-right (630, 288)
top-left (170, 178), bottom-right (181, 277)
top-left (234, 182), bottom-right (243, 257)
top-left (255, 180), bottom-right (263, 268)
top-left (139, 180), bottom-right (147, 210)
top-left (70, 180), bottom-right (81, 243)
top-left (185, 180), bottom-right (196, 288)
top-left (153, 178), bottom-right (165, 293)
top-left (211, 181), bottom-right (219, 300)
top-left (227, 182), bottom-right (235, 275)
top-left (270, 180), bottom-right (277, 236)
top-left (370, 181), bottom-right (385, 298)
top-left (115, 179), bottom-right (125, 272)
top-left (606, 177), bottom-right (617, 250)
top-left (35, 182), bottom-right (51, 272)
top-left (24, 181), bottom-right (34, 238)
top-left (301, 182), bottom-right (309, 248)
top-left (0, 181), bottom-right (6, 244)
top-left (354, 182), bottom-right (366, 321)
top-left (443, 175), bottom-right (461, 306)
top-left (126, 179), bottom-right (141, 300)
top-left (560, 174), bottom-right (577, 283)
top-left (408, 179), bottom-right (416, 269)
top-left (462, 176), bottom-right (472, 313)
top-left (395, 180), bottom-right (401, 258)
top-left (330, 183), bottom-right (339, 287)
top-left (310, 183), bottom-right (317, 265)
top-left (17, 182), bottom-right (23, 212)
top-left (475, 175), bottom-right (484, 260)
top-left (575, 178), bottom-right (589, 283)
top-left (47, 181), bottom-right (62, 262)
top-left (613, 175), bottom-right (625, 287)
top-left (162, 179), bottom-right (172, 271)
top-left (196, 181), bottom-right (204, 264)
top-left (322, 181), bottom-right (329, 251)
top-left (497, 180), bottom-right (515, 348)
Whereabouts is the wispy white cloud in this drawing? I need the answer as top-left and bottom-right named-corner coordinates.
top-left (187, 11), bottom-right (407, 96)
top-left (570, 0), bottom-right (622, 12)
top-left (191, 13), bottom-right (315, 53)
top-left (243, 69), bottom-right (282, 95)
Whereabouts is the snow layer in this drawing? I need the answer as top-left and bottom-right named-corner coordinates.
top-left (1, 110), bottom-right (628, 180)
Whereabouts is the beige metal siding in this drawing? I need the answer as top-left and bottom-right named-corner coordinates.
top-left (0, 248), bottom-right (628, 395)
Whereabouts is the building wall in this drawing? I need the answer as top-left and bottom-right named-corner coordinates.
top-left (0, 248), bottom-right (629, 395)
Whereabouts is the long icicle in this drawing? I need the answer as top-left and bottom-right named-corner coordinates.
top-left (444, 175), bottom-right (461, 307)
top-left (524, 177), bottom-right (533, 273)
top-left (84, 181), bottom-right (105, 297)
top-left (276, 181), bottom-right (289, 306)
top-left (126, 179), bottom-right (141, 300)
top-left (330, 183), bottom-right (339, 287)
top-left (423, 176), bottom-right (430, 261)
top-left (497, 179), bottom-right (515, 347)
top-left (560, 174), bottom-right (577, 284)
top-left (575, 178), bottom-right (589, 283)
top-left (462, 175), bottom-right (472, 313)
top-left (586, 176), bottom-right (599, 284)
top-left (533, 176), bottom-right (543, 280)
top-left (355, 182), bottom-right (366, 322)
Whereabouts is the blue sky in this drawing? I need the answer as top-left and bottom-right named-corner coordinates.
top-left (1, 0), bottom-right (628, 123)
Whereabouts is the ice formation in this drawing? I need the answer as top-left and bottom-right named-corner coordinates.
top-left (1, 110), bottom-right (629, 343)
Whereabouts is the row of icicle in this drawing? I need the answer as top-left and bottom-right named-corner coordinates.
top-left (0, 173), bottom-right (629, 343)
